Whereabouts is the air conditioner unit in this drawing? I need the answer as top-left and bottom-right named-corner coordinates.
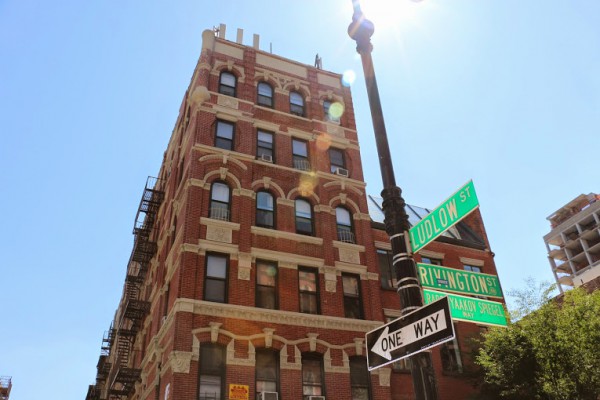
top-left (308, 396), bottom-right (325, 400)
top-left (260, 154), bottom-right (273, 163)
top-left (257, 392), bottom-right (278, 400)
top-left (334, 167), bottom-right (349, 177)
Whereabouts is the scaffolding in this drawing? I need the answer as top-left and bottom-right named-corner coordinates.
top-left (88, 177), bottom-right (164, 400)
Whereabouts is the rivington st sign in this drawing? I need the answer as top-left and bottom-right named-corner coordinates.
top-left (417, 263), bottom-right (503, 299)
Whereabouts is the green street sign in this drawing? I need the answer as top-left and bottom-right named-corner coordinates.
top-left (417, 263), bottom-right (503, 299)
top-left (409, 180), bottom-right (479, 253)
top-left (423, 289), bottom-right (508, 327)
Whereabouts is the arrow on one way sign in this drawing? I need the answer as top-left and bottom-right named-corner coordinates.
top-left (366, 296), bottom-right (455, 371)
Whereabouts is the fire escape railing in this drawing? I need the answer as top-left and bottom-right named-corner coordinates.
top-left (89, 177), bottom-right (164, 400)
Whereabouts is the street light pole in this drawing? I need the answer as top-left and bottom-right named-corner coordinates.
top-left (347, 2), bottom-right (439, 399)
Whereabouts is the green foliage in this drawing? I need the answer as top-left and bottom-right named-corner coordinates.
top-left (475, 284), bottom-right (600, 400)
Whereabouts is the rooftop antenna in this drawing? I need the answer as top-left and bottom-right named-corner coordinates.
top-left (270, 42), bottom-right (273, 53)
top-left (212, 25), bottom-right (219, 36)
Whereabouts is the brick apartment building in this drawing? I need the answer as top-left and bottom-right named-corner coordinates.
top-left (86, 26), bottom-right (502, 400)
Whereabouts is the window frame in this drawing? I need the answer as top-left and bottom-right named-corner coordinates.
top-left (289, 91), bottom-right (305, 117)
top-left (349, 356), bottom-right (372, 400)
top-left (218, 71), bottom-right (237, 97)
top-left (256, 190), bottom-right (275, 229)
top-left (440, 328), bottom-right (463, 374)
top-left (256, 260), bottom-right (278, 310)
top-left (421, 256), bottom-right (443, 266)
top-left (209, 181), bottom-right (231, 221)
top-left (301, 353), bottom-right (325, 400)
top-left (329, 147), bottom-right (346, 174)
top-left (257, 129), bottom-right (275, 161)
top-left (336, 206), bottom-right (355, 244)
top-left (295, 198), bottom-right (314, 236)
top-left (464, 264), bottom-right (482, 273)
top-left (342, 273), bottom-right (364, 319)
top-left (198, 343), bottom-right (226, 400)
top-left (204, 253), bottom-right (229, 303)
top-left (292, 138), bottom-right (310, 171)
top-left (298, 267), bottom-right (320, 314)
top-left (215, 120), bottom-right (235, 151)
top-left (257, 82), bottom-right (274, 107)
top-left (256, 348), bottom-right (280, 395)
top-left (377, 249), bottom-right (395, 290)
top-left (323, 99), bottom-right (340, 123)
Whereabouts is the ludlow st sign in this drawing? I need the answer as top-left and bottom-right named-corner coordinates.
top-left (366, 297), bottom-right (455, 371)
top-left (423, 289), bottom-right (508, 327)
top-left (417, 263), bottom-right (503, 299)
top-left (409, 180), bottom-right (479, 253)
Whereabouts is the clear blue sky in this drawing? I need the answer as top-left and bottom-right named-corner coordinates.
top-left (1, 1), bottom-right (598, 398)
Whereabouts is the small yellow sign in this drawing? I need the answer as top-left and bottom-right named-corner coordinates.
top-left (229, 384), bottom-right (249, 400)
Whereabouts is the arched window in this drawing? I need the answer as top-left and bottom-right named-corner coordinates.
top-left (349, 356), bottom-right (371, 400)
top-left (295, 198), bottom-right (313, 235)
top-left (210, 181), bottom-right (230, 221)
top-left (257, 82), bottom-right (274, 107)
top-left (198, 343), bottom-right (226, 400)
top-left (302, 353), bottom-right (324, 400)
top-left (256, 349), bottom-right (280, 394)
top-left (323, 100), bottom-right (340, 123)
top-left (218, 71), bottom-right (236, 96)
top-left (256, 191), bottom-right (275, 228)
top-left (336, 207), bottom-right (355, 243)
top-left (290, 91), bottom-right (305, 116)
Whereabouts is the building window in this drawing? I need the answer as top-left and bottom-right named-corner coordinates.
top-left (256, 349), bottom-right (279, 394)
top-left (290, 91), bottom-right (305, 116)
top-left (256, 260), bottom-right (278, 309)
top-left (421, 256), bottom-right (443, 266)
top-left (299, 267), bottom-right (319, 314)
top-left (464, 264), bottom-right (482, 273)
top-left (257, 82), bottom-right (274, 107)
top-left (256, 191), bottom-right (275, 228)
top-left (292, 139), bottom-right (310, 171)
top-left (204, 253), bottom-right (228, 303)
top-left (215, 120), bottom-right (234, 151)
top-left (218, 71), bottom-right (236, 97)
top-left (343, 273), bottom-right (363, 319)
top-left (295, 198), bottom-right (313, 235)
top-left (329, 147), bottom-right (346, 174)
top-left (350, 356), bottom-right (371, 400)
top-left (323, 100), bottom-right (340, 123)
top-left (440, 333), bottom-right (463, 374)
top-left (377, 249), bottom-right (394, 289)
top-left (198, 344), bottom-right (226, 400)
top-left (336, 207), bottom-right (355, 243)
top-left (257, 130), bottom-right (274, 161)
top-left (302, 354), bottom-right (324, 400)
top-left (209, 181), bottom-right (230, 221)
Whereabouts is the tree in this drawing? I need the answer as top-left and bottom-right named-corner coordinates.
top-left (475, 283), bottom-right (600, 400)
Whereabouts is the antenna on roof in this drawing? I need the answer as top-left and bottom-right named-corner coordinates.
top-left (212, 25), bottom-right (219, 36)
top-left (315, 54), bottom-right (323, 69)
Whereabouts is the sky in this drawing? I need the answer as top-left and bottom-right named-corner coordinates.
top-left (0, 0), bottom-right (598, 399)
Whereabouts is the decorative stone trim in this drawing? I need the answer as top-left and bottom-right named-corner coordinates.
top-left (250, 226), bottom-right (324, 246)
top-left (367, 272), bottom-right (379, 281)
top-left (374, 241), bottom-right (391, 250)
top-left (321, 179), bottom-right (366, 193)
top-left (287, 127), bottom-right (314, 141)
top-left (337, 248), bottom-right (361, 265)
top-left (378, 368), bottom-right (392, 387)
top-left (173, 299), bottom-right (379, 332)
top-left (323, 266), bottom-right (338, 293)
top-left (250, 246), bottom-right (324, 268)
top-left (238, 252), bottom-right (252, 280)
top-left (168, 351), bottom-right (193, 373)
top-left (419, 249), bottom-right (445, 260)
top-left (216, 95), bottom-right (239, 110)
top-left (354, 338), bottom-right (364, 356)
top-left (333, 261), bottom-right (368, 277)
top-left (459, 256), bottom-right (484, 267)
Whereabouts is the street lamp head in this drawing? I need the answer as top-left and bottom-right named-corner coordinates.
top-left (348, 2), bottom-right (375, 54)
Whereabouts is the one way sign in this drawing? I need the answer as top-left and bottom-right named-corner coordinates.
top-left (366, 296), bottom-right (454, 371)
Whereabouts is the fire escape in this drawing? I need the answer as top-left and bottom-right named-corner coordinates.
top-left (87, 177), bottom-right (164, 400)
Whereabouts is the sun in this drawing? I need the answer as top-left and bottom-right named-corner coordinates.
top-left (358, 0), bottom-right (427, 31)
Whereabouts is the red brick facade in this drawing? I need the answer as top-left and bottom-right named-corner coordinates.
top-left (87, 28), bottom-right (503, 400)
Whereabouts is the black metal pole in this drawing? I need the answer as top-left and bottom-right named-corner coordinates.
top-left (348, 2), bottom-right (439, 399)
